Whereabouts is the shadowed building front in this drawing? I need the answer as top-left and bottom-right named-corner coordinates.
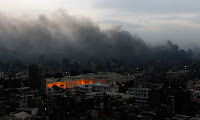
top-left (29, 65), bottom-right (46, 91)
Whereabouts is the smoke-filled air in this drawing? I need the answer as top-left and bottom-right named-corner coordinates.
top-left (0, 10), bottom-right (193, 63)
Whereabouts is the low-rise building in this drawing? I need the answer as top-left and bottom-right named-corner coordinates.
top-left (128, 87), bottom-right (152, 103)
top-left (74, 82), bottom-right (119, 93)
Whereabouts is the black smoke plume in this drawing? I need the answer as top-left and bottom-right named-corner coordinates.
top-left (0, 10), bottom-right (193, 63)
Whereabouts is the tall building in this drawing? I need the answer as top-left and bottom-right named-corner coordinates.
top-left (29, 65), bottom-right (46, 91)
top-left (0, 101), bottom-right (6, 116)
top-left (38, 55), bottom-right (45, 65)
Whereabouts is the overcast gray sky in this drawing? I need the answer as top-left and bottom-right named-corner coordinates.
top-left (0, 0), bottom-right (200, 49)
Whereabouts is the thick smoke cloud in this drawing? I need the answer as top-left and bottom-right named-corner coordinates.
top-left (0, 10), bottom-right (193, 62)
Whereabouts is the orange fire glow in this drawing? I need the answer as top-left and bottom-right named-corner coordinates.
top-left (188, 89), bottom-right (193, 91)
top-left (46, 79), bottom-right (105, 89)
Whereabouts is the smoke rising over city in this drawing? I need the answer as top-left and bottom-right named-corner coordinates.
top-left (0, 10), bottom-right (193, 62)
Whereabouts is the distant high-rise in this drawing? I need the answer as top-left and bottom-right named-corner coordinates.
top-left (29, 65), bottom-right (46, 90)
top-left (38, 55), bottom-right (45, 65)
top-left (0, 42), bottom-right (5, 55)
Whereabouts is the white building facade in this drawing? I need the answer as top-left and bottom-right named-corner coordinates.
top-left (128, 88), bottom-right (151, 103)
top-left (74, 82), bottom-right (119, 93)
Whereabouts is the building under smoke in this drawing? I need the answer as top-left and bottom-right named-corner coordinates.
top-left (29, 65), bottom-right (46, 91)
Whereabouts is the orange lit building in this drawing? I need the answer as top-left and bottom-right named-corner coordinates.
top-left (46, 79), bottom-right (105, 89)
